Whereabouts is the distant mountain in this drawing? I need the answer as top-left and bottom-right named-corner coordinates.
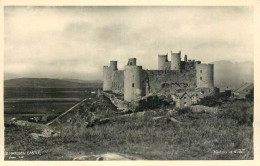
top-left (4, 78), bottom-right (103, 88)
top-left (4, 60), bottom-right (253, 90)
top-left (211, 60), bottom-right (253, 91)
top-left (62, 78), bottom-right (103, 84)
top-left (4, 72), bottom-right (21, 80)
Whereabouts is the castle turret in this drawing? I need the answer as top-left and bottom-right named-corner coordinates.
top-left (127, 58), bottom-right (136, 65)
top-left (184, 55), bottom-right (188, 62)
top-left (103, 66), bottom-right (112, 91)
top-left (103, 61), bottom-right (118, 91)
top-left (171, 50), bottom-right (181, 70)
top-left (158, 54), bottom-right (170, 70)
top-left (195, 63), bottom-right (214, 88)
top-left (124, 58), bottom-right (144, 102)
top-left (110, 61), bottom-right (118, 71)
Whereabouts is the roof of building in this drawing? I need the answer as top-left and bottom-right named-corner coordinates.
top-left (174, 92), bottom-right (199, 99)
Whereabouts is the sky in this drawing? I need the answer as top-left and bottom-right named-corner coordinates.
top-left (4, 6), bottom-right (254, 80)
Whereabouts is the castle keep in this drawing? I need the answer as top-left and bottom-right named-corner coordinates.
top-left (103, 51), bottom-right (216, 106)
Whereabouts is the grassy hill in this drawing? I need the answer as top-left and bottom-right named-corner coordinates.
top-left (4, 72), bottom-right (21, 80)
top-left (4, 78), bottom-right (103, 88)
top-left (4, 94), bottom-right (253, 160)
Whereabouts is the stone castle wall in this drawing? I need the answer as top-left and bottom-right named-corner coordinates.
top-left (111, 70), bottom-right (124, 93)
top-left (145, 70), bottom-right (197, 95)
top-left (107, 68), bottom-right (198, 97)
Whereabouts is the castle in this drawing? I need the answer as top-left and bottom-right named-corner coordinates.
top-left (103, 51), bottom-right (216, 107)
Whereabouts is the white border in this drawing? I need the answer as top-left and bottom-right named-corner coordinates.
top-left (0, 1), bottom-right (259, 166)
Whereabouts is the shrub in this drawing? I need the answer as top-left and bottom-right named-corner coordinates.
top-left (246, 88), bottom-right (254, 102)
top-left (198, 95), bottom-right (223, 107)
top-left (177, 107), bottom-right (192, 115)
top-left (218, 101), bottom-right (253, 126)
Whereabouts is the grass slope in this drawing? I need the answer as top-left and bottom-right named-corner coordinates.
top-left (4, 95), bottom-right (253, 160)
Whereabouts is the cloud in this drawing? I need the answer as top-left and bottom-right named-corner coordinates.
top-left (4, 6), bottom-right (253, 80)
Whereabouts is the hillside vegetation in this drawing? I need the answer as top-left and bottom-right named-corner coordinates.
top-left (4, 93), bottom-right (253, 160)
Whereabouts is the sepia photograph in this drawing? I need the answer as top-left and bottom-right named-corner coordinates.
top-left (3, 6), bottom-right (254, 161)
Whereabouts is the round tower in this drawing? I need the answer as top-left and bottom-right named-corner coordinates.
top-left (124, 59), bottom-right (144, 102)
top-left (158, 54), bottom-right (168, 70)
top-left (171, 51), bottom-right (181, 70)
top-left (195, 64), bottom-right (214, 88)
top-left (103, 66), bottom-right (112, 91)
top-left (110, 61), bottom-right (118, 71)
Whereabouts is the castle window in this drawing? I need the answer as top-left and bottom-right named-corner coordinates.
top-left (132, 83), bottom-right (134, 87)
top-left (200, 70), bottom-right (202, 73)
top-left (200, 77), bottom-right (202, 80)
top-left (130, 62), bottom-right (132, 65)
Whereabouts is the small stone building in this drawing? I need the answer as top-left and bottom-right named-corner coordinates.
top-left (172, 92), bottom-right (200, 108)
